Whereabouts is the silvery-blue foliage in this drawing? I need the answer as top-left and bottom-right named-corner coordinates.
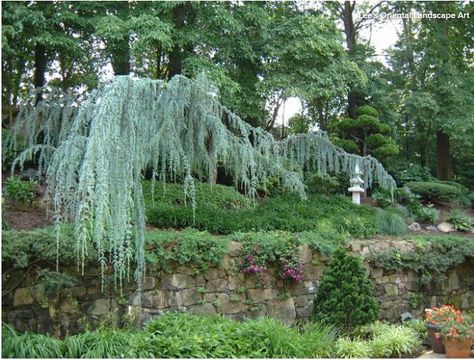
top-left (8, 74), bottom-right (396, 293)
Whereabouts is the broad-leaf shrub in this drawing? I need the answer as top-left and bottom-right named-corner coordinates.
top-left (304, 172), bottom-right (346, 195)
top-left (313, 249), bottom-right (379, 331)
top-left (414, 204), bottom-right (440, 224)
top-left (388, 162), bottom-right (435, 185)
top-left (447, 209), bottom-right (472, 232)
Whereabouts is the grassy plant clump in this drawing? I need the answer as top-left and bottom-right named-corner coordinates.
top-left (375, 208), bottom-right (408, 235)
top-left (335, 338), bottom-right (372, 358)
top-left (2, 323), bottom-right (63, 359)
top-left (1, 314), bottom-right (428, 358)
top-left (145, 313), bottom-right (338, 358)
top-left (313, 249), bottom-right (379, 332)
top-left (357, 321), bottom-right (422, 358)
top-left (64, 329), bottom-right (143, 358)
top-left (2, 314), bottom-right (338, 358)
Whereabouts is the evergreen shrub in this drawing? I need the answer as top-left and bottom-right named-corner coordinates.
top-left (312, 249), bottom-right (379, 331)
top-left (405, 181), bottom-right (462, 202)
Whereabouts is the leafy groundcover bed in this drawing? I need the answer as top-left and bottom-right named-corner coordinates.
top-left (2, 313), bottom-right (424, 358)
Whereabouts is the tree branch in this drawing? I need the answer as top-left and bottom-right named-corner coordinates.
top-left (354, 1), bottom-right (383, 31)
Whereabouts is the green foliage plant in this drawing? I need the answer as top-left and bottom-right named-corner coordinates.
top-left (388, 162), bottom-right (435, 186)
top-left (312, 249), bottom-right (379, 332)
top-left (144, 228), bottom-right (227, 272)
top-left (414, 204), bottom-right (440, 224)
top-left (447, 209), bottom-right (473, 232)
top-left (2, 225), bottom-right (83, 269)
top-left (2, 323), bottom-right (63, 359)
top-left (36, 269), bottom-right (79, 296)
top-left (367, 235), bottom-right (474, 285)
top-left (4, 176), bottom-right (36, 205)
top-left (145, 313), bottom-right (336, 358)
top-left (371, 188), bottom-right (394, 208)
top-left (304, 172), bottom-right (342, 195)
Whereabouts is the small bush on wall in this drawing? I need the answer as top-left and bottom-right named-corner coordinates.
top-left (313, 249), bottom-right (379, 332)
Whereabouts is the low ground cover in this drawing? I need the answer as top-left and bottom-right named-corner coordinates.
top-left (145, 181), bottom-right (396, 237)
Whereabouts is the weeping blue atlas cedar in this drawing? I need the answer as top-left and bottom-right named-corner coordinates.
top-left (7, 74), bottom-right (396, 296)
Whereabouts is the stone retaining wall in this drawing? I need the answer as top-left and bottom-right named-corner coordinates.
top-left (3, 239), bottom-right (474, 336)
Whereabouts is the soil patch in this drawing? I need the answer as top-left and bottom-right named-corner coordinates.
top-left (4, 200), bottom-right (52, 230)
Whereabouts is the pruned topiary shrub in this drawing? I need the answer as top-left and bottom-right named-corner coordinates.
top-left (405, 181), bottom-right (462, 202)
top-left (312, 248), bottom-right (379, 332)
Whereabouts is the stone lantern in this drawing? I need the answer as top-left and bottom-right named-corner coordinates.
top-left (348, 163), bottom-right (364, 205)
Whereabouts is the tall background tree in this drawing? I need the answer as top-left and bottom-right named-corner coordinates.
top-left (2, 1), bottom-right (473, 188)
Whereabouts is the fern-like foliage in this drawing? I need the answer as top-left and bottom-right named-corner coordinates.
top-left (7, 74), bottom-right (396, 294)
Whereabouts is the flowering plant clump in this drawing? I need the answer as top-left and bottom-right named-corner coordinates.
top-left (280, 260), bottom-right (303, 283)
top-left (236, 232), bottom-right (304, 287)
top-left (425, 305), bottom-right (458, 326)
top-left (426, 305), bottom-right (474, 339)
top-left (238, 254), bottom-right (268, 287)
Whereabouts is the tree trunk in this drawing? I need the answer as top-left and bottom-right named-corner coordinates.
top-left (168, 47), bottom-right (183, 80)
top-left (34, 43), bottom-right (47, 104)
top-left (110, 2), bottom-right (130, 75)
top-left (341, 1), bottom-right (360, 118)
top-left (436, 130), bottom-right (451, 180)
top-left (111, 45), bottom-right (130, 75)
top-left (168, 3), bottom-right (194, 80)
top-left (342, 1), bottom-right (356, 55)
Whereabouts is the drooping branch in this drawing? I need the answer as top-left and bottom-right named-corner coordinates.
top-left (8, 74), bottom-right (396, 295)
